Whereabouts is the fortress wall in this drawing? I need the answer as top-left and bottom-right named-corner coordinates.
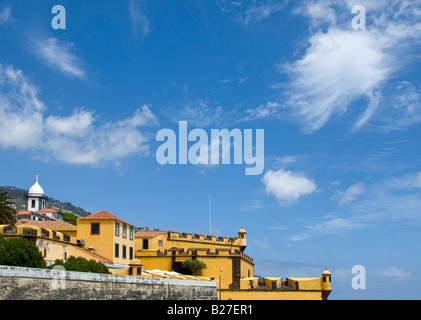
top-left (0, 265), bottom-right (217, 300)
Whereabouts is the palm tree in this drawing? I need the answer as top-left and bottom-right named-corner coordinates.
top-left (0, 189), bottom-right (17, 226)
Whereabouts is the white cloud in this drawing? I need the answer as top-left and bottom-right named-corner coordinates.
top-left (254, 238), bottom-right (270, 251)
top-left (290, 171), bottom-right (421, 242)
top-left (242, 101), bottom-right (281, 121)
top-left (35, 38), bottom-right (86, 79)
top-left (283, 27), bottom-right (389, 132)
top-left (239, 2), bottom-right (285, 25)
top-left (262, 169), bottom-right (317, 205)
top-left (129, 0), bottom-right (150, 43)
top-left (0, 64), bottom-right (158, 166)
top-left (165, 100), bottom-right (225, 127)
top-left (377, 267), bottom-right (412, 279)
top-left (337, 182), bottom-right (366, 206)
top-left (246, 0), bottom-right (421, 132)
top-left (0, 6), bottom-right (13, 25)
top-left (290, 217), bottom-right (363, 242)
top-left (0, 64), bottom-right (45, 149)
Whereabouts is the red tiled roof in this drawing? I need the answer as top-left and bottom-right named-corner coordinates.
top-left (37, 208), bottom-right (58, 213)
top-left (16, 219), bottom-right (77, 230)
top-left (17, 211), bottom-right (31, 215)
top-left (135, 230), bottom-right (167, 238)
top-left (74, 246), bottom-right (113, 263)
top-left (79, 210), bottom-right (133, 226)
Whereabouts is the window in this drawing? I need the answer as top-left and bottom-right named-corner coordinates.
top-left (142, 239), bottom-right (149, 250)
top-left (115, 222), bottom-right (120, 236)
top-left (115, 243), bottom-right (119, 258)
top-left (123, 225), bottom-right (127, 238)
top-left (122, 245), bottom-right (127, 259)
top-left (129, 247), bottom-right (133, 260)
top-left (158, 240), bottom-right (163, 247)
top-left (91, 223), bottom-right (100, 235)
top-left (31, 200), bottom-right (36, 208)
top-left (129, 226), bottom-right (134, 240)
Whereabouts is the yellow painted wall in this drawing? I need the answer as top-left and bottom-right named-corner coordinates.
top-left (221, 289), bottom-right (325, 300)
top-left (77, 219), bottom-right (134, 265)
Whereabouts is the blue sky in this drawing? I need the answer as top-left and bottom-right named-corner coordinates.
top-left (1, 0), bottom-right (421, 299)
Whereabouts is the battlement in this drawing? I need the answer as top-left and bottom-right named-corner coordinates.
top-left (167, 231), bottom-right (242, 247)
top-left (0, 224), bottom-right (76, 244)
top-left (136, 246), bottom-right (254, 264)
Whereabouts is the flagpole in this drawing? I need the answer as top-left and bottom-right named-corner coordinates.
top-left (209, 193), bottom-right (212, 235)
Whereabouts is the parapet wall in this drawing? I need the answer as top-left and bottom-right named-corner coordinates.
top-left (167, 231), bottom-right (242, 246)
top-left (0, 265), bottom-right (217, 300)
top-left (137, 247), bottom-right (254, 264)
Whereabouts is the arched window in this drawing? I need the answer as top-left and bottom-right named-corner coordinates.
top-left (31, 200), bottom-right (36, 208)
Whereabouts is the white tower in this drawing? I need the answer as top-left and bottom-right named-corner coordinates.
top-left (25, 175), bottom-right (48, 212)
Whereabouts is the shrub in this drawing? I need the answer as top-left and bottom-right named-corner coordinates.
top-left (52, 256), bottom-right (110, 274)
top-left (0, 235), bottom-right (46, 268)
top-left (182, 259), bottom-right (207, 276)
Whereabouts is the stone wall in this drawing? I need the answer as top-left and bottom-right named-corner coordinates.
top-left (0, 265), bottom-right (217, 300)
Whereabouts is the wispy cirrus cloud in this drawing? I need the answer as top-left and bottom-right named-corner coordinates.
top-left (129, 0), bottom-right (150, 43)
top-left (245, 0), bottom-right (421, 132)
top-left (290, 171), bottom-right (421, 242)
top-left (0, 64), bottom-right (158, 166)
top-left (337, 182), bottom-right (366, 206)
top-left (34, 37), bottom-right (86, 79)
top-left (164, 100), bottom-right (227, 127)
top-left (238, 1), bottom-right (286, 25)
top-left (0, 5), bottom-right (14, 25)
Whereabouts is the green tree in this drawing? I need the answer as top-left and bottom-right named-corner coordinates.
top-left (182, 259), bottom-right (207, 276)
top-left (0, 235), bottom-right (46, 268)
top-left (52, 256), bottom-right (110, 274)
top-left (62, 213), bottom-right (78, 226)
top-left (0, 190), bottom-right (17, 226)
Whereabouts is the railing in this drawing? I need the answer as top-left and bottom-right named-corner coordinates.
top-left (21, 228), bottom-right (38, 236)
top-left (41, 228), bottom-right (50, 237)
top-left (2, 225), bottom-right (16, 234)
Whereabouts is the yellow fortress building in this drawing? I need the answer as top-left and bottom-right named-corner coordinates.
top-left (0, 176), bottom-right (332, 300)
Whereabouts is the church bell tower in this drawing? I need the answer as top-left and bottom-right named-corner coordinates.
top-left (25, 175), bottom-right (48, 212)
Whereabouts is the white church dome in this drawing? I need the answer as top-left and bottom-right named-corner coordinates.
top-left (28, 175), bottom-right (44, 196)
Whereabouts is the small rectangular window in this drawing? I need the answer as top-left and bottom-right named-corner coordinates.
top-left (122, 245), bottom-right (127, 259)
top-left (91, 223), bottom-right (100, 235)
top-left (115, 222), bottom-right (120, 236)
top-left (123, 225), bottom-right (127, 238)
top-left (115, 243), bottom-right (119, 258)
top-left (158, 240), bottom-right (163, 247)
top-left (129, 226), bottom-right (134, 240)
top-left (143, 239), bottom-right (149, 250)
top-left (129, 247), bottom-right (133, 260)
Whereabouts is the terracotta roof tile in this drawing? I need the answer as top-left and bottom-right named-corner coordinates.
top-left (79, 210), bottom-right (134, 226)
top-left (16, 219), bottom-right (77, 230)
top-left (74, 246), bottom-right (113, 263)
top-left (17, 211), bottom-right (31, 215)
top-left (37, 209), bottom-right (58, 213)
top-left (135, 230), bottom-right (168, 238)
